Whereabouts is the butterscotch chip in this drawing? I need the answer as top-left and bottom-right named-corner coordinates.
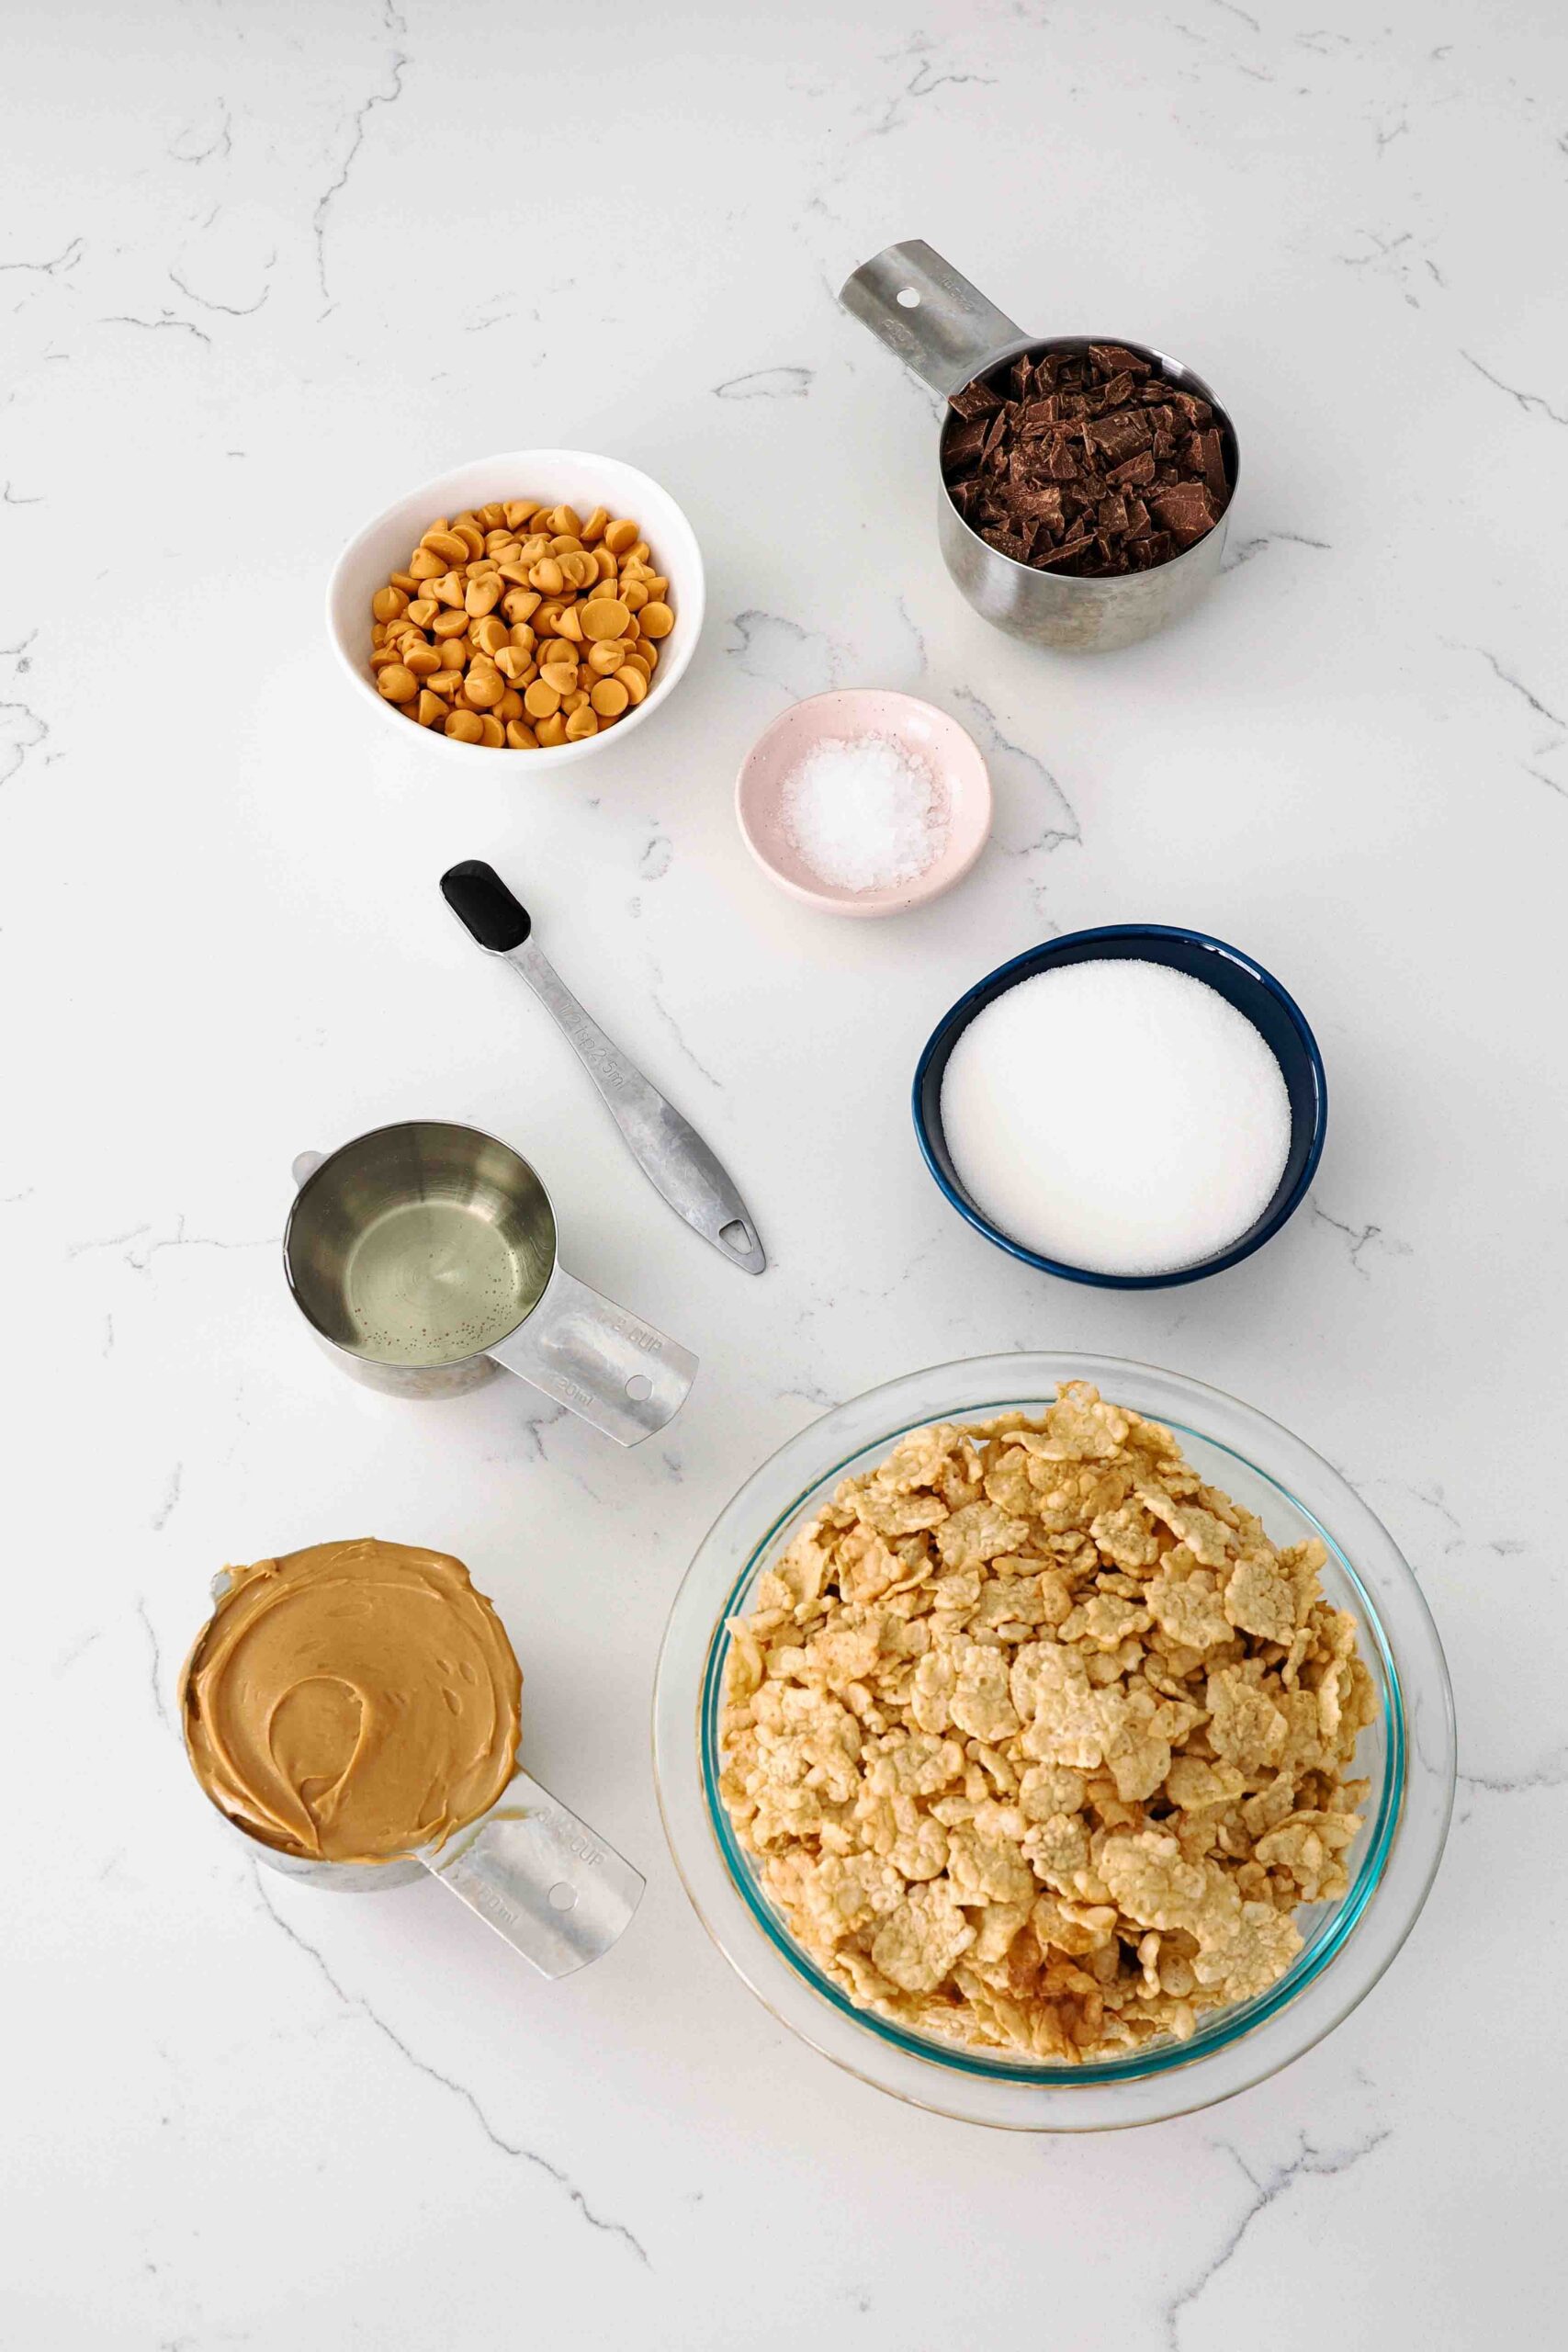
top-left (564, 704), bottom-right (598, 740)
top-left (524, 680), bottom-right (561, 718)
top-left (590, 676), bottom-right (629, 718)
top-left (446, 708), bottom-right (484, 742)
top-left (376, 664), bottom-right (418, 703)
top-left (415, 688), bottom-right (447, 727)
top-left (505, 718), bottom-right (539, 749)
top-left (604, 517), bottom-right (637, 554)
top-left (638, 600), bottom-right (674, 639)
top-left (581, 598), bottom-right (631, 641)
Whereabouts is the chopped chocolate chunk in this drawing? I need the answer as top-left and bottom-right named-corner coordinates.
top-left (1015, 482), bottom-right (1066, 531)
top-left (1089, 343), bottom-right (1151, 379)
top-left (1087, 410), bottom-right (1152, 464)
top-left (1107, 448), bottom-right (1156, 490)
top-left (948, 378), bottom-right (1005, 421)
top-left (943, 414), bottom-right (987, 473)
top-left (941, 341), bottom-right (1231, 577)
top-left (1150, 481), bottom-right (1220, 548)
top-left (1169, 390), bottom-right (1213, 428)
top-left (1016, 395), bottom-right (1064, 436)
top-left (1186, 427), bottom-right (1227, 496)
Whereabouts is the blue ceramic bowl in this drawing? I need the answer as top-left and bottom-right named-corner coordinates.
top-left (912, 923), bottom-right (1327, 1290)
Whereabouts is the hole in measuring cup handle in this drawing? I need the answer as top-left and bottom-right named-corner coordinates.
top-left (897, 288), bottom-right (920, 308)
top-left (626, 1374), bottom-right (652, 1402)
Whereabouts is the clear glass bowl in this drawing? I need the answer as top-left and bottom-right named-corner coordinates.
top-left (652, 1353), bottom-right (1455, 2129)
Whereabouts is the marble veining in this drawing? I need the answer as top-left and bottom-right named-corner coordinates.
top-left (4, 0), bottom-right (1564, 2345)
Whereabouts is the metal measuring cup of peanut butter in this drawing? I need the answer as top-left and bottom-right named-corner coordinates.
top-left (283, 1120), bottom-right (696, 1445)
top-left (186, 1557), bottom-right (645, 1975)
top-left (840, 238), bottom-right (1240, 653)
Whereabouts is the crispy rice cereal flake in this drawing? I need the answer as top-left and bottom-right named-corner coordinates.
top-left (717, 1384), bottom-right (1375, 2064)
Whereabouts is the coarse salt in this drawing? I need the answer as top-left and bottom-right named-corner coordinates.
top-left (781, 732), bottom-right (948, 892)
top-left (939, 958), bottom-right (1293, 1275)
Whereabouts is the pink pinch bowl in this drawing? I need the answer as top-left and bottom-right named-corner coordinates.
top-left (735, 688), bottom-right (993, 918)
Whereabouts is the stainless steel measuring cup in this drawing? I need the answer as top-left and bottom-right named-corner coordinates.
top-left (840, 238), bottom-right (1240, 653)
top-left (284, 1121), bottom-right (696, 1444)
top-left (190, 1570), bottom-right (644, 1976)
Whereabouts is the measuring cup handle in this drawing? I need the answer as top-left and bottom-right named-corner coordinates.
top-left (420, 1764), bottom-right (644, 1979)
top-left (486, 1266), bottom-right (697, 1446)
top-left (839, 239), bottom-right (1028, 396)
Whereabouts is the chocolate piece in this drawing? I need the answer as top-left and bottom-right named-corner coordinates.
top-left (1089, 343), bottom-right (1150, 378)
top-left (1087, 410), bottom-right (1152, 464)
top-left (1016, 395), bottom-right (1063, 437)
top-left (1107, 449), bottom-right (1156, 489)
top-left (1015, 483), bottom-right (1066, 531)
top-left (942, 342), bottom-right (1231, 577)
top-left (1041, 529), bottom-right (1096, 569)
top-left (1186, 427), bottom-right (1227, 496)
top-left (1151, 481), bottom-right (1220, 548)
top-left (949, 378), bottom-right (1004, 421)
top-left (943, 414), bottom-right (987, 473)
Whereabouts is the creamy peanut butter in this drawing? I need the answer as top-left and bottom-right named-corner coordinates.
top-left (182, 1537), bottom-right (522, 1863)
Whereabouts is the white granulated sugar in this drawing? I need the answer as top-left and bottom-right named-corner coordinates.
top-left (781, 732), bottom-right (948, 891)
top-left (940, 958), bottom-right (1292, 1275)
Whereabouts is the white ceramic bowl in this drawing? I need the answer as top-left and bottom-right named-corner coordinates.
top-left (326, 449), bottom-right (705, 772)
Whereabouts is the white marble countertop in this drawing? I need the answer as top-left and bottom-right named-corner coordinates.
top-left (5, 0), bottom-right (1565, 2343)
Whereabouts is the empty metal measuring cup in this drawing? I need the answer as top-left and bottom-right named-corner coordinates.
top-left (284, 1121), bottom-right (696, 1445)
top-left (840, 238), bottom-right (1240, 653)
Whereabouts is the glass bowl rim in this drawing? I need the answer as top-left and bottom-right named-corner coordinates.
top-left (652, 1351), bottom-right (1456, 2130)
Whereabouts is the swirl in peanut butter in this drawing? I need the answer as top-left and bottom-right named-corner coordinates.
top-left (182, 1537), bottom-right (522, 1863)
